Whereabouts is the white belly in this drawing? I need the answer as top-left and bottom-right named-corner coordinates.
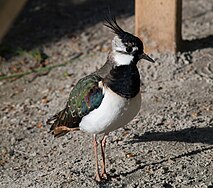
top-left (79, 87), bottom-right (141, 134)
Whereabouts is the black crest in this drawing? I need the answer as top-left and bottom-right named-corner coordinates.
top-left (104, 16), bottom-right (126, 38)
top-left (104, 15), bottom-right (144, 53)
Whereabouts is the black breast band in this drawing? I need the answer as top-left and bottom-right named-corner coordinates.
top-left (104, 64), bottom-right (140, 99)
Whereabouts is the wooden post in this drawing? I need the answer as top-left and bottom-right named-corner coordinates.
top-left (0, 0), bottom-right (27, 42)
top-left (135, 0), bottom-right (182, 53)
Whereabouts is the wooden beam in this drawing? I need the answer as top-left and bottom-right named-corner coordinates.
top-left (0, 0), bottom-right (27, 42)
top-left (135, 0), bottom-right (182, 53)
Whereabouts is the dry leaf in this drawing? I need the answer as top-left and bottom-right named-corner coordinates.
top-left (191, 112), bottom-right (198, 118)
top-left (126, 153), bottom-right (136, 158)
top-left (41, 96), bottom-right (49, 104)
top-left (37, 122), bottom-right (43, 128)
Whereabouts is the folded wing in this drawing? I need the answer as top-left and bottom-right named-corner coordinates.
top-left (47, 74), bottom-right (104, 137)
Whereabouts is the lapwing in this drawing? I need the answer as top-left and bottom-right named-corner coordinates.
top-left (47, 16), bottom-right (155, 182)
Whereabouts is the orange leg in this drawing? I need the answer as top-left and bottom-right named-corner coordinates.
top-left (93, 134), bottom-right (101, 182)
top-left (100, 134), bottom-right (109, 179)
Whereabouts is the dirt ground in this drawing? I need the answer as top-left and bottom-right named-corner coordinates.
top-left (0, 0), bottom-right (213, 187)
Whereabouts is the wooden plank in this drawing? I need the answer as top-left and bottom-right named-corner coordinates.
top-left (135, 0), bottom-right (182, 53)
top-left (0, 0), bottom-right (27, 42)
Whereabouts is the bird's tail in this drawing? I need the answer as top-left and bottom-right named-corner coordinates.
top-left (47, 108), bottom-right (79, 137)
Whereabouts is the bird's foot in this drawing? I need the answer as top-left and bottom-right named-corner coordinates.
top-left (94, 172), bottom-right (110, 182)
top-left (94, 173), bottom-right (101, 182)
top-left (101, 172), bottom-right (110, 180)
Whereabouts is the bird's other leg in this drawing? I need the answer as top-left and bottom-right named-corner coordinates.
top-left (100, 134), bottom-right (109, 179)
top-left (93, 134), bottom-right (101, 182)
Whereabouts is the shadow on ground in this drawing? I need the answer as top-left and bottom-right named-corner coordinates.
top-left (2, 0), bottom-right (213, 58)
top-left (1, 0), bottom-right (134, 51)
top-left (129, 126), bottom-right (213, 145)
top-left (110, 144), bottom-right (213, 180)
top-left (106, 126), bottom-right (213, 181)
top-left (182, 35), bottom-right (213, 52)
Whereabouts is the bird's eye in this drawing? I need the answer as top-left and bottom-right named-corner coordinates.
top-left (126, 46), bottom-right (133, 53)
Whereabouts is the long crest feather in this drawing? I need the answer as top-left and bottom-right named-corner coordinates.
top-left (104, 15), bottom-right (125, 36)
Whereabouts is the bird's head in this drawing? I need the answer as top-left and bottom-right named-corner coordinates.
top-left (104, 17), bottom-right (155, 66)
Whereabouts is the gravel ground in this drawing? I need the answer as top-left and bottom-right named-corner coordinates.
top-left (0, 0), bottom-right (213, 187)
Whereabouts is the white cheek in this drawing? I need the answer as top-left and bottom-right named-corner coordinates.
top-left (114, 53), bottom-right (134, 66)
top-left (114, 46), bottom-right (125, 52)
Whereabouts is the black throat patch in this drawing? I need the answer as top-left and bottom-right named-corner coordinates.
top-left (104, 64), bottom-right (140, 99)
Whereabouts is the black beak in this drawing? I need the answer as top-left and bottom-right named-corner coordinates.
top-left (139, 53), bottom-right (155, 63)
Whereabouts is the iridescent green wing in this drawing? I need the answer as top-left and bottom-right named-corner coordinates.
top-left (68, 74), bottom-right (104, 117)
top-left (47, 74), bottom-right (104, 136)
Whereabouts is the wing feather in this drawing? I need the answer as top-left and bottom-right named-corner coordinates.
top-left (47, 74), bottom-right (104, 137)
